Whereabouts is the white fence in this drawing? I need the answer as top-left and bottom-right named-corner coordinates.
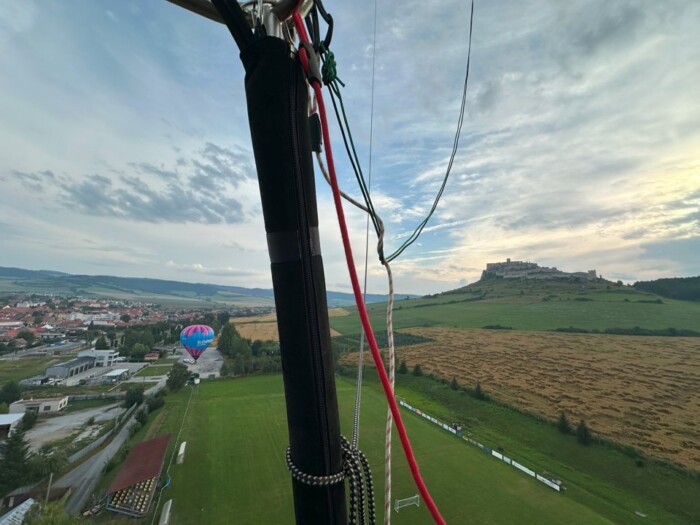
top-left (398, 399), bottom-right (562, 492)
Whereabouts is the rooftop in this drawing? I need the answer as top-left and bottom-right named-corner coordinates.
top-left (108, 434), bottom-right (171, 494)
top-left (50, 356), bottom-right (95, 368)
top-left (0, 413), bottom-right (24, 426)
top-left (103, 368), bottom-right (130, 377)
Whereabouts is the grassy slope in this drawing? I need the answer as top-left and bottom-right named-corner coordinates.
top-left (137, 376), bottom-right (642, 525)
top-left (330, 280), bottom-right (700, 334)
top-left (388, 373), bottom-right (699, 525)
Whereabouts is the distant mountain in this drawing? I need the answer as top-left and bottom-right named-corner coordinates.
top-left (0, 266), bottom-right (414, 308)
top-left (634, 276), bottom-right (700, 302)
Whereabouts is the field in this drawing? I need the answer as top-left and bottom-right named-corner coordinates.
top-left (105, 374), bottom-right (700, 525)
top-left (231, 310), bottom-right (344, 341)
top-left (343, 328), bottom-right (700, 470)
top-left (329, 280), bottom-right (700, 334)
top-left (0, 356), bottom-right (58, 388)
top-left (147, 376), bottom-right (613, 524)
top-left (134, 364), bottom-right (173, 377)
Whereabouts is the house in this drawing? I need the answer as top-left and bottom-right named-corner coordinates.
top-left (78, 349), bottom-right (120, 367)
top-left (9, 396), bottom-right (69, 415)
top-left (46, 356), bottom-right (96, 379)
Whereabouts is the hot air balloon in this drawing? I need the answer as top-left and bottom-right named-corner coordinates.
top-left (180, 324), bottom-right (215, 362)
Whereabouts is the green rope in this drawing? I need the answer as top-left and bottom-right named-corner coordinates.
top-left (321, 46), bottom-right (344, 87)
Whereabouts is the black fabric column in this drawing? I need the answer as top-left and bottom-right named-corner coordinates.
top-left (240, 37), bottom-right (346, 524)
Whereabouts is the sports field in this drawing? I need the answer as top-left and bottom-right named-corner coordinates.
top-left (153, 375), bottom-right (663, 525)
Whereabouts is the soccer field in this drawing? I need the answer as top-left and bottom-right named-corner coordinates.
top-left (160, 375), bottom-right (618, 524)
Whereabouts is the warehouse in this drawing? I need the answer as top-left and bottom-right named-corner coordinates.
top-left (46, 356), bottom-right (96, 379)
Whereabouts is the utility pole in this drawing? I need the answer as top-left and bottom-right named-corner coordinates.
top-left (45, 472), bottom-right (54, 504)
top-left (166, 1), bottom-right (346, 523)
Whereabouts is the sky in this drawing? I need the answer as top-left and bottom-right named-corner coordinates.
top-left (0, 0), bottom-right (698, 296)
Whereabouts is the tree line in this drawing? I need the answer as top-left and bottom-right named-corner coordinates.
top-left (217, 323), bottom-right (282, 377)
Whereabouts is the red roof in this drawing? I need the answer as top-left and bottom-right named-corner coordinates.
top-left (108, 434), bottom-right (171, 494)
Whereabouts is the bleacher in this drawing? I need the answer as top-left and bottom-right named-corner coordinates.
top-left (105, 434), bottom-right (170, 517)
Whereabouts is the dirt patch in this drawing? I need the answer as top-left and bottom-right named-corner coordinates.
top-left (343, 328), bottom-right (700, 469)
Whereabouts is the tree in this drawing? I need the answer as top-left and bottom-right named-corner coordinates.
top-left (124, 386), bottom-right (144, 408)
top-left (577, 419), bottom-right (591, 445)
top-left (412, 364), bottom-right (423, 377)
top-left (217, 323), bottom-right (239, 358)
top-left (450, 376), bottom-right (459, 390)
top-left (220, 361), bottom-right (231, 377)
top-left (20, 410), bottom-right (38, 431)
top-left (0, 427), bottom-right (31, 496)
top-left (398, 360), bottom-right (408, 375)
top-left (135, 409), bottom-right (148, 426)
top-left (217, 311), bottom-right (230, 328)
top-left (120, 313), bottom-right (131, 323)
top-left (17, 329), bottom-right (35, 345)
top-left (0, 402), bottom-right (8, 414)
top-left (29, 449), bottom-right (67, 479)
top-left (167, 363), bottom-right (190, 392)
top-left (557, 411), bottom-right (571, 434)
top-left (0, 381), bottom-right (22, 405)
top-left (130, 343), bottom-right (149, 361)
top-left (95, 335), bottom-right (109, 350)
top-left (473, 381), bottom-right (486, 401)
top-left (21, 500), bottom-right (80, 525)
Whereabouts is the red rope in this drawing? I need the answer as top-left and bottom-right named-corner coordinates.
top-left (292, 11), bottom-right (446, 524)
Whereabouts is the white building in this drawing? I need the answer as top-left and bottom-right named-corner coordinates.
top-left (67, 312), bottom-right (120, 322)
top-left (0, 413), bottom-right (24, 439)
top-left (79, 348), bottom-right (120, 367)
top-left (101, 368), bottom-right (130, 383)
top-left (9, 397), bottom-right (69, 415)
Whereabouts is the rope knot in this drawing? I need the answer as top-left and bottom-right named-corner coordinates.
top-left (321, 48), bottom-right (344, 87)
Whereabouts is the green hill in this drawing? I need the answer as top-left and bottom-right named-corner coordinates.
top-left (634, 276), bottom-right (700, 302)
top-left (0, 266), bottom-right (411, 308)
top-left (330, 278), bottom-right (700, 335)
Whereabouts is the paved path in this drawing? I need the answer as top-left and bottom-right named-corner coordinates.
top-left (54, 410), bottom-right (137, 515)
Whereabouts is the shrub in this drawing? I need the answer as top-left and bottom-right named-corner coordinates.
top-left (398, 360), bottom-right (408, 375)
top-left (473, 381), bottom-right (487, 401)
top-left (135, 409), bottom-right (148, 426)
top-left (20, 410), bottom-right (38, 431)
top-left (450, 377), bottom-right (459, 390)
top-left (577, 419), bottom-right (591, 445)
top-left (557, 411), bottom-right (571, 434)
top-left (412, 364), bottom-right (423, 377)
top-left (146, 395), bottom-right (165, 412)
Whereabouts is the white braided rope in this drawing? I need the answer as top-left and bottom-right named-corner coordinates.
top-left (383, 262), bottom-right (395, 524)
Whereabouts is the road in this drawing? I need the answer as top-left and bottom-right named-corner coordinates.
top-left (181, 346), bottom-right (223, 378)
top-left (54, 408), bottom-right (138, 515)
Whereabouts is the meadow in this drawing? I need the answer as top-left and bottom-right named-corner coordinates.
top-left (89, 374), bottom-right (697, 525)
top-left (0, 355), bottom-right (57, 388)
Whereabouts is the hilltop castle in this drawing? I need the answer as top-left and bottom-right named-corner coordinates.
top-left (481, 259), bottom-right (597, 282)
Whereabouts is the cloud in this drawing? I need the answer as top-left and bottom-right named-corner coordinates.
top-left (165, 260), bottom-right (261, 278)
top-left (9, 142), bottom-right (256, 225)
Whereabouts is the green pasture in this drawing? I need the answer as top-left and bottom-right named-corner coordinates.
top-left (330, 280), bottom-right (700, 334)
top-left (134, 365), bottom-right (173, 377)
top-left (0, 356), bottom-right (56, 388)
top-left (144, 375), bottom-right (670, 525)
